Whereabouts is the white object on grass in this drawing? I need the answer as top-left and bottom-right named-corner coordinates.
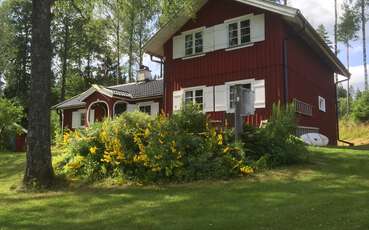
top-left (300, 133), bottom-right (329, 146)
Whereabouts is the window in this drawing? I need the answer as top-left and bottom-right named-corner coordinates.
top-left (228, 19), bottom-right (251, 48)
top-left (185, 32), bottom-right (203, 56)
top-left (139, 105), bottom-right (151, 115)
top-left (229, 84), bottom-right (251, 109)
top-left (318, 96), bottom-right (326, 112)
top-left (72, 109), bottom-right (86, 129)
top-left (114, 102), bottom-right (127, 116)
top-left (184, 89), bottom-right (203, 109)
top-left (294, 99), bottom-right (313, 116)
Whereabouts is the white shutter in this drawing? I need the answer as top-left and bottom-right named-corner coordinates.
top-left (127, 104), bottom-right (137, 112)
top-left (72, 111), bottom-right (80, 129)
top-left (173, 90), bottom-right (183, 112)
top-left (242, 90), bottom-right (255, 116)
top-left (214, 85), bottom-right (227, 111)
top-left (203, 27), bottom-right (214, 53)
top-left (251, 14), bottom-right (265, 43)
top-left (173, 35), bottom-right (185, 59)
top-left (254, 79), bottom-right (266, 108)
top-left (203, 86), bottom-right (214, 112)
top-left (89, 109), bottom-right (95, 125)
top-left (151, 102), bottom-right (160, 116)
top-left (214, 23), bottom-right (227, 50)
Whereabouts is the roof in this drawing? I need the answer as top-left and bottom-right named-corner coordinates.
top-left (52, 79), bottom-right (163, 110)
top-left (144, 0), bottom-right (350, 77)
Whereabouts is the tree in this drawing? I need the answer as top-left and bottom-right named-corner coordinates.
top-left (24, 0), bottom-right (54, 187)
top-left (316, 24), bottom-right (333, 50)
top-left (0, 0), bottom-right (32, 108)
top-left (337, 2), bottom-right (360, 71)
top-left (354, 0), bottom-right (369, 90)
top-left (352, 90), bottom-right (369, 122)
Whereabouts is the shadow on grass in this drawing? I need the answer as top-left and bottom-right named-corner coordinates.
top-left (0, 148), bottom-right (369, 230)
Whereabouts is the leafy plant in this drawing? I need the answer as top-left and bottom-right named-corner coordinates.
top-left (0, 98), bottom-right (24, 150)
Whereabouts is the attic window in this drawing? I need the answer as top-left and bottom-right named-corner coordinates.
top-left (228, 19), bottom-right (251, 48)
top-left (185, 31), bottom-right (203, 56)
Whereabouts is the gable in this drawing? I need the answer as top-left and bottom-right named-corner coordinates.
top-left (144, 0), bottom-right (349, 77)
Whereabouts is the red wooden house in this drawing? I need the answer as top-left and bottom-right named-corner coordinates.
top-left (54, 0), bottom-right (350, 145)
top-left (143, 0), bottom-right (350, 145)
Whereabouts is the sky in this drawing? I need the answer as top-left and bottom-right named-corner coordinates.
top-left (144, 0), bottom-right (368, 91)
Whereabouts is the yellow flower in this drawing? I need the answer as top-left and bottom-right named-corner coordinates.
top-left (89, 146), bottom-right (97, 155)
top-left (63, 133), bottom-right (70, 144)
top-left (144, 128), bottom-right (150, 138)
top-left (223, 147), bottom-right (230, 153)
top-left (217, 134), bottom-right (223, 145)
top-left (240, 166), bottom-right (254, 175)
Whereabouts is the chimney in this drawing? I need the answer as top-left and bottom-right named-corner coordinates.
top-left (137, 65), bottom-right (152, 82)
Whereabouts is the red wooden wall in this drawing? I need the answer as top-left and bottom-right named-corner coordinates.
top-left (162, 0), bottom-right (338, 144)
top-left (163, 0), bottom-right (285, 126)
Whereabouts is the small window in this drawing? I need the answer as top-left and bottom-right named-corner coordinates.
top-left (80, 111), bottom-right (86, 127)
top-left (319, 96), bottom-right (326, 112)
top-left (139, 105), bottom-right (151, 115)
top-left (184, 32), bottom-right (203, 56)
top-left (114, 102), bottom-right (127, 116)
top-left (229, 84), bottom-right (251, 110)
top-left (228, 19), bottom-right (251, 48)
top-left (184, 89), bottom-right (203, 109)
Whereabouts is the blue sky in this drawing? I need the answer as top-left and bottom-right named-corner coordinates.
top-left (144, 0), bottom-right (368, 91)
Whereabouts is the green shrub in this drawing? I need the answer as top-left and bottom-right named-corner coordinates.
top-left (352, 90), bottom-right (369, 122)
top-left (0, 98), bottom-right (24, 150)
top-left (54, 105), bottom-right (251, 183)
top-left (240, 103), bottom-right (308, 168)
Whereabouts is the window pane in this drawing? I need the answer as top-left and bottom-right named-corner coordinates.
top-left (195, 90), bottom-right (203, 97)
top-left (114, 103), bottom-right (127, 116)
top-left (230, 86), bottom-right (235, 109)
top-left (240, 20), bottom-right (251, 44)
top-left (185, 91), bottom-right (193, 99)
top-left (185, 34), bottom-right (193, 56)
top-left (195, 32), bottom-right (203, 53)
top-left (139, 106), bottom-right (151, 115)
top-left (228, 23), bottom-right (238, 47)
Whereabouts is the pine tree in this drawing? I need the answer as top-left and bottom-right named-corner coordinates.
top-left (316, 24), bottom-right (333, 50)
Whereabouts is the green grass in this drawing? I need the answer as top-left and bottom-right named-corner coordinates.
top-left (1, 146), bottom-right (369, 230)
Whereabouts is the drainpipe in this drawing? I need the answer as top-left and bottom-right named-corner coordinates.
top-left (283, 39), bottom-right (289, 104)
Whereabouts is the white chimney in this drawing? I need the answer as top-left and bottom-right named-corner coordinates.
top-left (137, 66), bottom-right (152, 82)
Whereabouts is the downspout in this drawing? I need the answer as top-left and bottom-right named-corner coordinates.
top-left (150, 55), bottom-right (165, 113)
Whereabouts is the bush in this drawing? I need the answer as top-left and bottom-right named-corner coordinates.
top-left (54, 103), bottom-right (307, 184)
top-left (352, 90), bottom-right (369, 122)
top-left (54, 105), bottom-right (251, 183)
top-left (0, 98), bottom-right (24, 150)
top-left (240, 103), bottom-right (308, 168)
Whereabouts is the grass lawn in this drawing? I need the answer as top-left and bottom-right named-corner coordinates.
top-left (1, 146), bottom-right (369, 230)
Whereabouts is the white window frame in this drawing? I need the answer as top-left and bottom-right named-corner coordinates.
top-left (136, 101), bottom-right (160, 116)
top-left (182, 86), bottom-right (206, 112)
top-left (182, 27), bottom-right (205, 57)
top-left (72, 109), bottom-right (86, 129)
top-left (225, 79), bottom-right (255, 113)
top-left (225, 14), bottom-right (253, 49)
top-left (318, 96), bottom-right (326, 112)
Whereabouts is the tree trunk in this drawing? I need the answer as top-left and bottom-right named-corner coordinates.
top-left (24, 0), bottom-right (54, 188)
top-left (334, 0), bottom-right (338, 82)
top-left (60, 18), bottom-right (70, 102)
top-left (116, 0), bottom-right (121, 85)
top-left (346, 42), bottom-right (350, 115)
top-left (128, 14), bottom-right (134, 82)
top-left (361, 0), bottom-right (368, 90)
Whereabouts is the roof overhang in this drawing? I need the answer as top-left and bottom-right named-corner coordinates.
top-left (144, 0), bottom-right (350, 77)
